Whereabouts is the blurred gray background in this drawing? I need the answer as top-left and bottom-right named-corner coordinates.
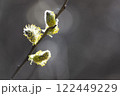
top-left (1, 0), bottom-right (120, 79)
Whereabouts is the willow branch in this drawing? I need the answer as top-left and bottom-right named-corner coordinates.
top-left (11, 0), bottom-right (69, 79)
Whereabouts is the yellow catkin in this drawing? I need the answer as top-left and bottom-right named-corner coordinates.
top-left (28, 50), bottom-right (51, 67)
top-left (23, 24), bottom-right (43, 45)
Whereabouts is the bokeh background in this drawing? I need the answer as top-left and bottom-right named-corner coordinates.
top-left (1, 0), bottom-right (120, 79)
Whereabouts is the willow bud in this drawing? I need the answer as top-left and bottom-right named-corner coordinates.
top-left (28, 50), bottom-right (51, 67)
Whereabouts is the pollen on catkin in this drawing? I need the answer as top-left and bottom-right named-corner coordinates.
top-left (28, 50), bottom-right (51, 67)
top-left (23, 24), bottom-right (43, 45)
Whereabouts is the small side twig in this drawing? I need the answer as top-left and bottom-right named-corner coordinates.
top-left (11, 0), bottom-right (69, 80)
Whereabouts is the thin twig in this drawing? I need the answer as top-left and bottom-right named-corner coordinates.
top-left (11, 0), bottom-right (69, 79)
top-left (55, 0), bottom-right (68, 19)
